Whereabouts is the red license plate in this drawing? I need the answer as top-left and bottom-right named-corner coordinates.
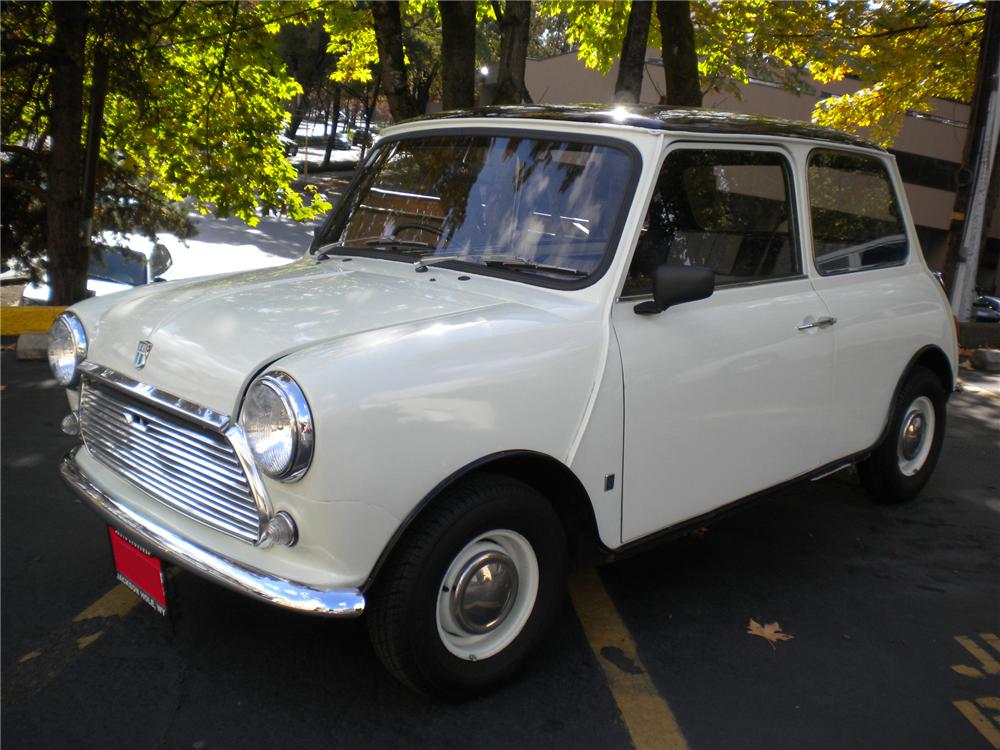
top-left (108, 528), bottom-right (168, 615)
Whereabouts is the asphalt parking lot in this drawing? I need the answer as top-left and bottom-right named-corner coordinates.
top-left (2, 348), bottom-right (998, 750)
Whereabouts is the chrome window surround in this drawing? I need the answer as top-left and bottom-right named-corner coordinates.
top-left (77, 361), bottom-right (275, 545)
top-left (242, 371), bottom-right (314, 482)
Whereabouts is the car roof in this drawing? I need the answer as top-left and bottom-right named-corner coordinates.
top-left (410, 104), bottom-right (883, 150)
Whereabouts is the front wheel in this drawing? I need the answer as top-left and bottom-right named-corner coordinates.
top-left (858, 366), bottom-right (947, 504)
top-left (367, 474), bottom-right (567, 697)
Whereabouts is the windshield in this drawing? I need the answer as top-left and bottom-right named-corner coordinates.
top-left (321, 133), bottom-right (634, 281)
top-left (89, 246), bottom-right (147, 286)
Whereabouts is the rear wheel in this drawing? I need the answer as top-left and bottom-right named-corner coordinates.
top-left (858, 366), bottom-right (947, 504)
top-left (367, 474), bottom-right (567, 697)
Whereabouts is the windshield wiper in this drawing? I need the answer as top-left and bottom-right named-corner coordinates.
top-left (480, 255), bottom-right (587, 277)
top-left (315, 236), bottom-right (432, 263)
top-left (363, 236), bottom-right (431, 249)
top-left (414, 253), bottom-right (586, 277)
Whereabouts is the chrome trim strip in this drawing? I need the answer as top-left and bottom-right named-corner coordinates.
top-left (61, 447), bottom-right (365, 618)
top-left (226, 423), bottom-right (275, 524)
top-left (80, 379), bottom-right (268, 544)
top-left (78, 365), bottom-right (276, 543)
top-left (79, 362), bottom-right (230, 431)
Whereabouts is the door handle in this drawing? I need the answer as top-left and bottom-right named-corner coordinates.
top-left (798, 316), bottom-right (837, 331)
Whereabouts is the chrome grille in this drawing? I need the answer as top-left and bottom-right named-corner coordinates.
top-left (80, 379), bottom-right (262, 543)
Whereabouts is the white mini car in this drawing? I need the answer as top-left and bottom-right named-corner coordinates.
top-left (54, 106), bottom-right (958, 696)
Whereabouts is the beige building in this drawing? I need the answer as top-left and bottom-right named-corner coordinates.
top-left (524, 50), bottom-right (1000, 293)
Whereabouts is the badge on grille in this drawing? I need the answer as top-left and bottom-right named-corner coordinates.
top-left (135, 340), bottom-right (153, 370)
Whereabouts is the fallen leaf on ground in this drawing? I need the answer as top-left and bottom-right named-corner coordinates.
top-left (747, 619), bottom-right (794, 650)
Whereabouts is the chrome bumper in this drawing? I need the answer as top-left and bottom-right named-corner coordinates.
top-left (60, 446), bottom-right (365, 618)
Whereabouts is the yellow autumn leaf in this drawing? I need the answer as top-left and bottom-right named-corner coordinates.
top-left (747, 619), bottom-right (794, 650)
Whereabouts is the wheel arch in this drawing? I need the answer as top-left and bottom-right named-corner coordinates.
top-left (909, 344), bottom-right (955, 394)
top-left (875, 344), bottom-right (954, 448)
top-left (362, 450), bottom-right (600, 593)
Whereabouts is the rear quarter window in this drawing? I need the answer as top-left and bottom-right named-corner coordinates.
top-left (808, 149), bottom-right (908, 275)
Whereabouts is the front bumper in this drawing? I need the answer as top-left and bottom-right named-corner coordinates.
top-left (60, 446), bottom-right (365, 617)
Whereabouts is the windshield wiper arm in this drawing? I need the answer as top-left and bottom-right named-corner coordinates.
top-left (414, 253), bottom-right (587, 277)
top-left (316, 236), bottom-right (432, 263)
top-left (413, 255), bottom-right (467, 272)
top-left (363, 236), bottom-right (431, 249)
top-left (481, 255), bottom-right (587, 277)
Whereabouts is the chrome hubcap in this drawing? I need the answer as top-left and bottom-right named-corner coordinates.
top-left (896, 396), bottom-right (935, 476)
top-left (900, 413), bottom-right (925, 460)
top-left (450, 552), bottom-right (519, 634)
top-left (436, 529), bottom-right (539, 662)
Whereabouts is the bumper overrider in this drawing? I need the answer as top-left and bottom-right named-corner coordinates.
top-left (61, 446), bottom-right (365, 617)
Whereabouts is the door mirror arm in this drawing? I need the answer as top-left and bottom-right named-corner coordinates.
top-left (633, 264), bottom-right (715, 315)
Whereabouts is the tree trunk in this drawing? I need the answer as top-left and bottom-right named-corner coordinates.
top-left (48, 1), bottom-right (89, 305)
top-left (371, 1), bottom-right (415, 121)
top-left (942, 1), bottom-right (1000, 298)
top-left (439, 1), bottom-right (477, 110)
top-left (615, 0), bottom-right (653, 103)
top-left (81, 46), bottom-right (109, 245)
top-left (286, 97), bottom-right (307, 139)
top-left (493, 1), bottom-right (533, 105)
top-left (413, 63), bottom-right (439, 115)
top-left (323, 86), bottom-right (343, 167)
top-left (656, 0), bottom-right (701, 107)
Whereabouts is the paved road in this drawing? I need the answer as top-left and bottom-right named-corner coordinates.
top-left (2, 350), bottom-right (998, 749)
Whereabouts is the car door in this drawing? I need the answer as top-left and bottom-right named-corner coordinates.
top-left (804, 148), bottom-right (936, 459)
top-left (613, 144), bottom-right (836, 543)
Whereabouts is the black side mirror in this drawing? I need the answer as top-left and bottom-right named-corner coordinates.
top-left (634, 264), bottom-right (714, 315)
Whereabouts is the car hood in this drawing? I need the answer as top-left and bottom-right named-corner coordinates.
top-left (76, 257), bottom-right (507, 415)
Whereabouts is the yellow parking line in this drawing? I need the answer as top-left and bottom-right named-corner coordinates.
top-left (6, 584), bottom-right (141, 707)
top-left (18, 650), bottom-right (41, 664)
top-left (569, 568), bottom-right (689, 750)
top-left (956, 635), bottom-right (1000, 676)
top-left (76, 632), bottom-right (104, 650)
top-left (73, 583), bottom-right (140, 622)
top-left (954, 700), bottom-right (1000, 749)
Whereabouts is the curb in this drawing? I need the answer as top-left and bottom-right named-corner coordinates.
top-left (0, 306), bottom-right (66, 336)
top-left (16, 333), bottom-right (48, 361)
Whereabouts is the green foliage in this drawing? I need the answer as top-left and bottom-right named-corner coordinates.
top-left (1, 0), bottom-right (330, 275)
top-left (98, 1), bottom-right (330, 225)
top-left (325, 2), bottom-right (378, 84)
top-left (536, 1), bottom-right (630, 74)
top-left (536, 0), bottom-right (984, 146)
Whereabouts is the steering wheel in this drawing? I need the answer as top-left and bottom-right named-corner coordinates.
top-left (391, 223), bottom-right (444, 239)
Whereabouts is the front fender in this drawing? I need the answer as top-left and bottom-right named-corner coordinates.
top-left (265, 302), bottom-right (604, 582)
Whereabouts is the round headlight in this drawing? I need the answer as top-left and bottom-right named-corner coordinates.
top-left (48, 313), bottom-right (88, 387)
top-left (241, 372), bottom-right (313, 481)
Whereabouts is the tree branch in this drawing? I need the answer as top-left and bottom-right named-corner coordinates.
top-left (153, 2), bottom-right (333, 49)
top-left (2, 177), bottom-right (49, 203)
top-left (771, 15), bottom-right (982, 42)
top-left (1, 143), bottom-right (45, 159)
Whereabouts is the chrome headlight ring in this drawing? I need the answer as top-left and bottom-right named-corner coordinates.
top-left (241, 371), bottom-right (314, 482)
top-left (48, 312), bottom-right (88, 387)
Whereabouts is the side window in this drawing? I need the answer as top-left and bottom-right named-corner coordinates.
top-left (623, 149), bottom-right (799, 297)
top-left (808, 149), bottom-right (908, 275)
